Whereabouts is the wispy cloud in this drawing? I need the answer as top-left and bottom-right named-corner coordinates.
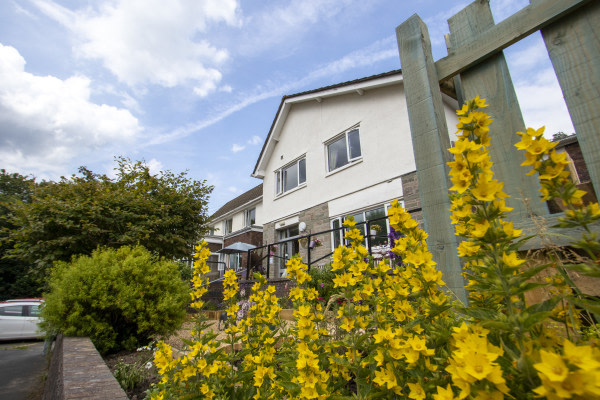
top-left (147, 36), bottom-right (398, 145)
top-left (248, 135), bottom-right (262, 145)
top-left (231, 144), bottom-right (245, 153)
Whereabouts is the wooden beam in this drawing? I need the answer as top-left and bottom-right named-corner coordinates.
top-left (396, 15), bottom-right (467, 304)
top-left (435, 0), bottom-right (591, 81)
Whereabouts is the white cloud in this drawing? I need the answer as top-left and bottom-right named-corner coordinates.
top-left (248, 135), bottom-right (262, 145)
top-left (146, 158), bottom-right (164, 174)
top-left (231, 143), bottom-right (245, 153)
top-left (228, 186), bottom-right (238, 193)
top-left (33, 0), bottom-right (240, 93)
top-left (0, 43), bottom-right (140, 178)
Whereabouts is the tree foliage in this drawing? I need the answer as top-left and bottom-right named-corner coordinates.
top-left (0, 169), bottom-right (38, 299)
top-left (4, 158), bottom-right (212, 290)
top-left (41, 245), bottom-right (189, 354)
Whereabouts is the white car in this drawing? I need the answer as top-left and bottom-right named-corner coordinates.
top-left (0, 299), bottom-right (44, 340)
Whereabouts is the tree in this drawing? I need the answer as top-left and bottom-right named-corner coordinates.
top-left (4, 158), bottom-right (213, 290)
top-left (41, 245), bottom-right (189, 354)
top-left (0, 170), bottom-right (39, 299)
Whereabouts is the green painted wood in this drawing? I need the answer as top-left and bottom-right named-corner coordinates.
top-left (535, 0), bottom-right (600, 199)
top-left (396, 15), bottom-right (466, 304)
top-left (436, 0), bottom-right (591, 81)
top-left (448, 1), bottom-right (549, 221)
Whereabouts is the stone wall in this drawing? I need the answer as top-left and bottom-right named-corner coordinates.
top-left (43, 335), bottom-right (127, 400)
top-left (401, 171), bottom-right (423, 225)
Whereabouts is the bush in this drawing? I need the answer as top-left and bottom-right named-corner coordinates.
top-left (41, 245), bottom-right (189, 354)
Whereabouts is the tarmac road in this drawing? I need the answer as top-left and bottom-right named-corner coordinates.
top-left (0, 341), bottom-right (46, 400)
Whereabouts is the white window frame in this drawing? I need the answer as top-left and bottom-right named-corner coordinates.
top-left (275, 156), bottom-right (306, 196)
top-left (330, 202), bottom-right (403, 249)
top-left (245, 207), bottom-right (256, 227)
top-left (326, 126), bottom-right (362, 173)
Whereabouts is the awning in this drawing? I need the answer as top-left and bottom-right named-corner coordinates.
top-left (216, 242), bottom-right (256, 254)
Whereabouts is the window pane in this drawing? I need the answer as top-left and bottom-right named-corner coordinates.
top-left (0, 305), bottom-right (23, 316)
top-left (283, 163), bottom-right (298, 192)
top-left (332, 219), bottom-right (341, 249)
top-left (366, 207), bottom-right (387, 246)
top-left (348, 129), bottom-right (361, 159)
top-left (328, 136), bottom-right (349, 171)
top-left (298, 159), bottom-right (306, 184)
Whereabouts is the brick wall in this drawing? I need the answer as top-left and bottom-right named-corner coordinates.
top-left (43, 335), bottom-right (127, 400)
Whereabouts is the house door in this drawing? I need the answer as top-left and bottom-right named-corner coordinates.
top-left (278, 225), bottom-right (300, 277)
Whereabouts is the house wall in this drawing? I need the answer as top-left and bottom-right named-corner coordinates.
top-left (209, 201), bottom-right (263, 235)
top-left (261, 83), bottom-right (458, 226)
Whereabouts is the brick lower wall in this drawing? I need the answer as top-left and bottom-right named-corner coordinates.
top-left (43, 335), bottom-right (127, 400)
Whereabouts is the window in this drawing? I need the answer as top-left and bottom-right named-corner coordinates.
top-left (224, 218), bottom-right (232, 235)
top-left (275, 157), bottom-right (306, 195)
top-left (208, 226), bottom-right (215, 236)
top-left (331, 205), bottom-right (389, 248)
top-left (245, 208), bottom-right (256, 226)
top-left (327, 128), bottom-right (361, 172)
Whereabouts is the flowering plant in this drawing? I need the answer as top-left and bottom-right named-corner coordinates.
top-left (149, 98), bottom-right (600, 400)
top-left (309, 238), bottom-right (322, 249)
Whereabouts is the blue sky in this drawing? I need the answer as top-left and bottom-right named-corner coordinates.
top-left (0, 0), bottom-right (574, 213)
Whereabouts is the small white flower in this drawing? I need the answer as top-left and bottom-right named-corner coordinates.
top-left (145, 361), bottom-right (153, 369)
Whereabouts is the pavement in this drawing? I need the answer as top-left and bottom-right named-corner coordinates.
top-left (0, 341), bottom-right (47, 400)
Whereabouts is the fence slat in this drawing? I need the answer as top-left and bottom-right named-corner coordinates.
top-left (448, 1), bottom-right (549, 221)
top-left (436, 0), bottom-right (591, 81)
top-left (396, 15), bottom-right (466, 303)
top-left (536, 0), bottom-right (600, 197)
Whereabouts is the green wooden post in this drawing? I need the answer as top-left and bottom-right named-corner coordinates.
top-left (535, 0), bottom-right (600, 198)
top-left (448, 0), bottom-right (549, 222)
top-left (396, 15), bottom-right (467, 304)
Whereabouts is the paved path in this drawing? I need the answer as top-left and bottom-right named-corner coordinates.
top-left (0, 341), bottom-right (46, 400)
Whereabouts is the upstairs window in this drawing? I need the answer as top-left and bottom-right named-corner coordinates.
top-left (327, 128), bottom-right (361, 172)
top-left (224, 218), bottom-right (232, 235)
top-left (275, 157), bottom-right (306, 195)
top-left (245, 207), bottom-right (256, 226)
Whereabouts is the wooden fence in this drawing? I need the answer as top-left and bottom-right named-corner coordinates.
top-left (395, 0), bottom-right (599, 302)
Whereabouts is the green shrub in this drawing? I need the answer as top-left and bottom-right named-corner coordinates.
top-left (41, 245), bottom-right (189, 354)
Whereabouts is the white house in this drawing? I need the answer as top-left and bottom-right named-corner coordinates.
top-left (251, 70), bottom-right (459, 278)
top-left (205, 184), bottom-right (263, 279)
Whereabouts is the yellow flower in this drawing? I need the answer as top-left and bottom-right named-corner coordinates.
top-left (535, 349), bottom-right (569, 382)
top-left (449, 138), bottom-right (479, 155)
top-left (502, 251), bottom-right (525, 267)
top-left (433, 384), bottom-right (456, 400)
top-left (373, 363), bottom-right (397, 389)
top-left (408, 382), bottom-right (426, 400)
top-left (457, 241), bottom-right (480, 257)
top-left (527, 136), bottom-right (557, 155)
top-left (470, 220), bottom-right (490, 238)
top-left (471, 179), bottom-right (504, 202)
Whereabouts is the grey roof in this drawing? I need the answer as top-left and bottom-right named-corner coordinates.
top-left (211, 184), bottom-right (262, 220)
